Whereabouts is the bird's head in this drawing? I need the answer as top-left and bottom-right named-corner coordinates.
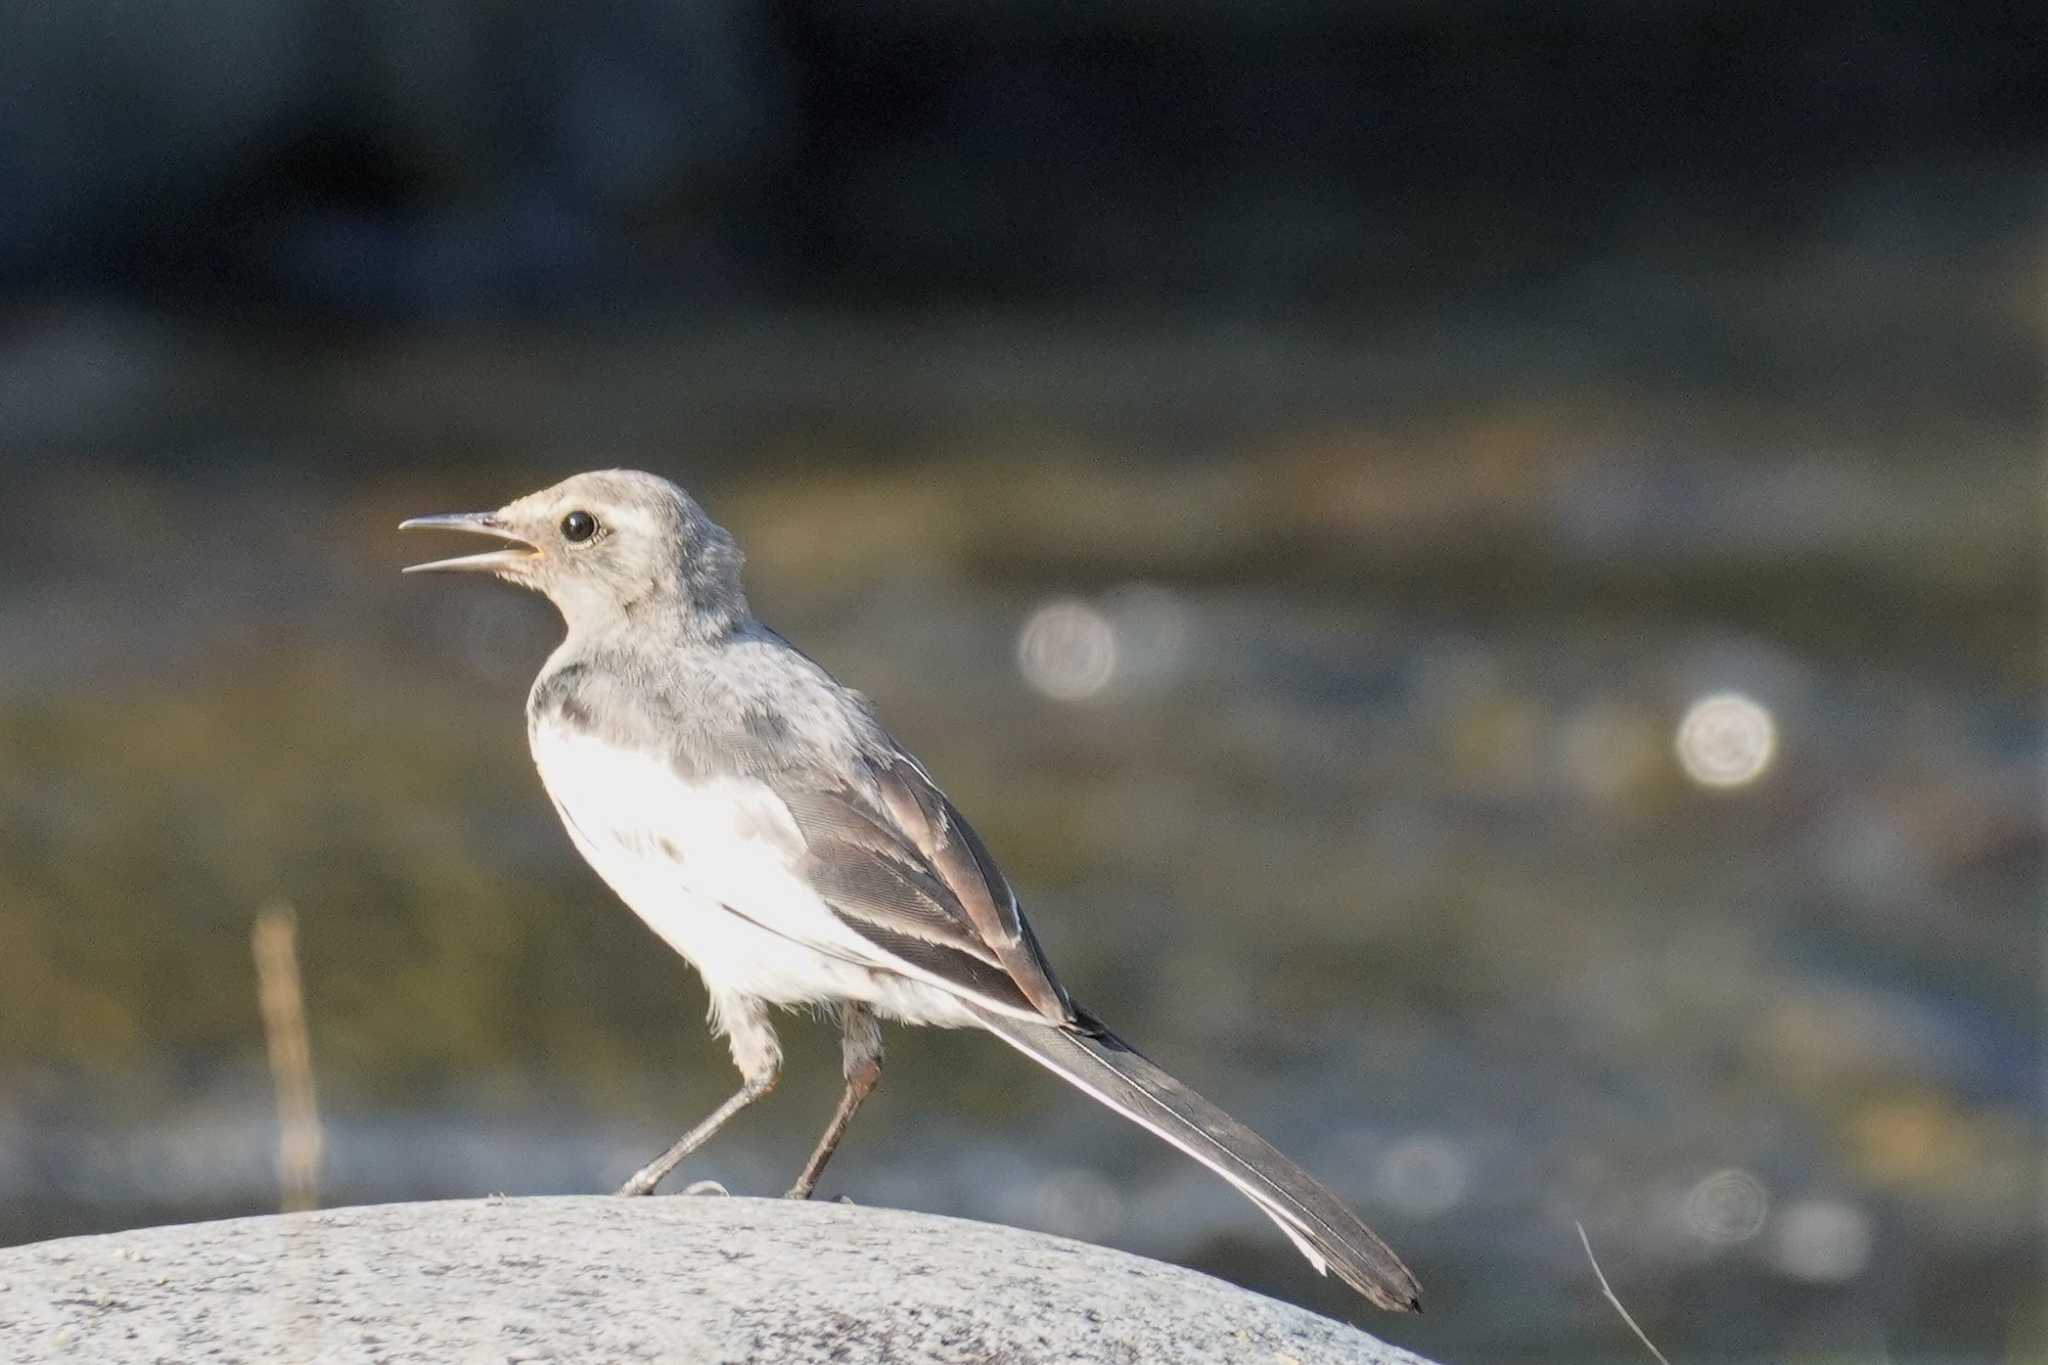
top-left (402, 469), bottom-right (747, 638)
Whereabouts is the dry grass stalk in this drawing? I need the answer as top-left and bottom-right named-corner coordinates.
top-left (252, 902), bottom-right (323, 1213)
top-left (1576, 1220), bottom-right (1673, 1365)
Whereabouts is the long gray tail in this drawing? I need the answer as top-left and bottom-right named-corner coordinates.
top-left (968, 1004), bottom-right (1422, 1312)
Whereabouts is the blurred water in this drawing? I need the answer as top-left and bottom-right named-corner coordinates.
top-left (0, 308), bottom-right (2039, 1364)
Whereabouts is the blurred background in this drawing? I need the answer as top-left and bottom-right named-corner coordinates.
top-left (1, 2), bottom-right (2041, 1361)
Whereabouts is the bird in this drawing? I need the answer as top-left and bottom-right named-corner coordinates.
top-left (401, 469), bottom-right (1422, 1312)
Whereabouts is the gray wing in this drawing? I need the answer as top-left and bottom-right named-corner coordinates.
top-left (776, 748), bottom-right (1078, 1026)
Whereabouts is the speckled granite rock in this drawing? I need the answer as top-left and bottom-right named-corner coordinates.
top-left (0, 1196), bottom-right (1433, 1364)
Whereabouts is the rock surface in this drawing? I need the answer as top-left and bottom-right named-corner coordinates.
top-left (0, 1196), bottom-right (1433, 1364)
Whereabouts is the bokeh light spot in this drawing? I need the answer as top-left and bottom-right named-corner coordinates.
top-left (1769, 1198), bottom-right (1874, 1282)
top-left (1100, 582), bottom-right (1191, 687)
top-left (1375, 1136), bottom-right (1470, 1220)
top-left (1675, 691), bottom-right (1777, 788)
top-left (1684, 1167), bottom-right (1770, 1244)
top-left (1017, 598), bottom-right (1118, 701)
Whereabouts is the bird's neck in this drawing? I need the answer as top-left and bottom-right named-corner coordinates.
top-left (558, 597), bottom-right (749, 659)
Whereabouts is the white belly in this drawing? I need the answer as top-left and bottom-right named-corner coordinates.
top-left (528, 719), bottom-right (979, 1028)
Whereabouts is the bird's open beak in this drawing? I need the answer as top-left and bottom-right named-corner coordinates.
top-left (398, 512), bottom-right (541, 574)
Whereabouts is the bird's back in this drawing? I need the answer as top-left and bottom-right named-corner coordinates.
top-left (527, 624), bottom-right (888, 787)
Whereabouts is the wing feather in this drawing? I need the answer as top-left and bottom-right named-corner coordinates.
top-left (774, 750), bottom-right (1076, 1025)
top-left (800, 835), bottom-right (1004, 969)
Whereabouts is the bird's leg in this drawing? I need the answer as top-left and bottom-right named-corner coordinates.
top-left (785, 1003), bottom-right (883, 1199)
top-left (617, 995), bottom-right (780, 1197)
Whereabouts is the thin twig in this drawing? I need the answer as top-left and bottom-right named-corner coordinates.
top-left (1575, 1220), bottom-right (1673, 1365)
top-left (253, 902), bottom-right (323, 1213)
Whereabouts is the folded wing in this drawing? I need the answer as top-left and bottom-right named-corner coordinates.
top-left (776, 748), bottom-right (1078, 1026)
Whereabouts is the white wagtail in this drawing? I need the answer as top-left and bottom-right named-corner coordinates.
top-left (402, 469), bottom-right (1421, 1312)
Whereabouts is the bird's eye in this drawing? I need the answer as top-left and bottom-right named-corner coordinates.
top-left (561, 511), bottom-right (598, 542)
